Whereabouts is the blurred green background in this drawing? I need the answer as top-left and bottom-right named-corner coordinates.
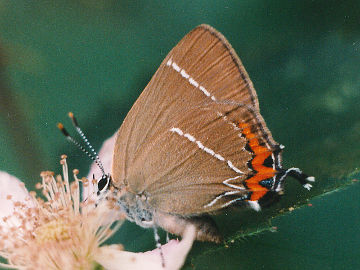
top-left (0, 1), bottom-right (359, 269)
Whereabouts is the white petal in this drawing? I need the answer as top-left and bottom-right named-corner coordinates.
top-left (0, 171), bottom-right (35, 250)
top-left (0, 171), bottom-right (32, 219)
top-left (95, 225), bottom-right (196, 270)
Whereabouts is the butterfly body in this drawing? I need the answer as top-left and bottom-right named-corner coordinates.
top-left (109, 24), bottom-right (314, 242)
top-left (115, 188), bottom-right (154, 228)
top-left (115, 188), bottom-right (223, 242)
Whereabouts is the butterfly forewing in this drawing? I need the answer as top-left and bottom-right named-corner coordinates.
top-left (112, 24), bottom-right (281, 214)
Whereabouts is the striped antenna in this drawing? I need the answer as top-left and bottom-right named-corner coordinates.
top-left (67, 112), bottom-right (105, 173)
top-left (57, 115), bottom-right (106, 174)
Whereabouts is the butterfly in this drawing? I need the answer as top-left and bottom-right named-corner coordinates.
top-left (105, 24), bottom-right (315, 243)
top-left (61, 24), bottom-right (314, 244)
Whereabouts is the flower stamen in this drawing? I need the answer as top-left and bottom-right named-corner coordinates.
top-left (0, 156), bottom-right (123, 270)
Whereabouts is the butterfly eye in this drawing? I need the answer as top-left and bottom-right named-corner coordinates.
top-left (97, 174), bottom-right (110, 193)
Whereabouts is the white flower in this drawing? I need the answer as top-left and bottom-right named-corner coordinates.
top-left (0, 155), bottom-right (122, 270)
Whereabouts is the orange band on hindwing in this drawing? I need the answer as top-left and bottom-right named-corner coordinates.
top-left (239, 122), bottom-right (277, 201)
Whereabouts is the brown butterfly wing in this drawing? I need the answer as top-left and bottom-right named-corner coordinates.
top-left (112, 24), bottom-right (280, 215)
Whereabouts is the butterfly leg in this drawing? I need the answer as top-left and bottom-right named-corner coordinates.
top-left (153, 226), bottom-right (165, 267)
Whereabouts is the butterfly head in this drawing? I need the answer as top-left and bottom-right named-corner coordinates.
top-left (96, 173), bottom-right (112, 197)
